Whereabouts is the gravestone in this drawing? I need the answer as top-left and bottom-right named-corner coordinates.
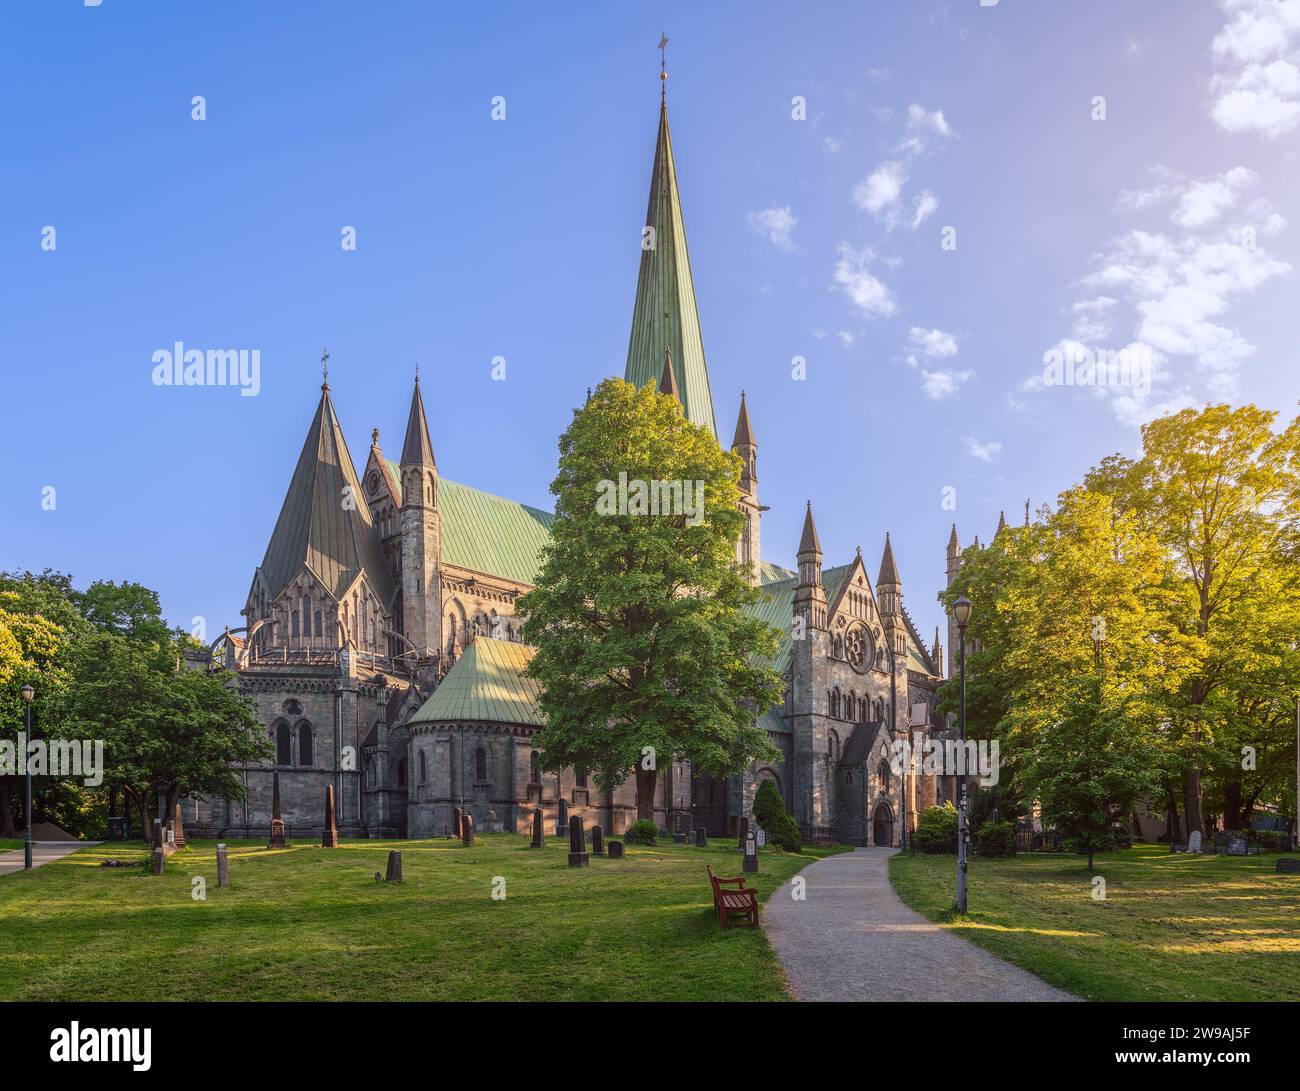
top-left (673, 814), bottom-right (687, 845)
top-left (737, 817), bottom-right (749, 852)
top-left (107, 815), bottom-right (128, 841)
top-left (1188, 830), bottom-right (1202, 854)
top-left (1227, 836), bottom-right (1248, 856)
top-left (694, 828), bottom-right (707, 848)
top-left (556, 799), bottom-right (569, 838)
top-left (216, 843), bottom-right (229, 888)
top-left (756, 829), bottom-right (766, 848)
top-left (153, 820), bottom-right (176, 857)
top-left (568, 816), bottom-right (589, 867)
top-left (151, 847), bottom-right (165, 876)
top-left (385, 850), bottom-right (403, 882)
top-left (485, 808), bottom-right (498, 834)
top-left (268, 771), bottom-right (287, 849)
top-left (172, 803), bottom-right (187, 849)
top-left (607, 840), bottom-right (624, 859)
top-left (453, 807), bottom-right (463, 840)
top-left (591, 824), bottom-right (604, 855)
top-left (1276, 857), bottom-right (1300, 874)
top-left (461, 813), bottom-right (475, 847)
top-left (1281, 835), bottom-right (1294, 853)
top-left (742, 831), bottom-right (758, 874)
top-left (322, 784), bottom-right (340, 848)
top-left (530, 807), bottom-right (545, 848)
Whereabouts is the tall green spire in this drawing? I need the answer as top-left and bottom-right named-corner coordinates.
top-left (625, 94), bottom-right (717, 436)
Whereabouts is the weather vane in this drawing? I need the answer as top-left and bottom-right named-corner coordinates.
top-left (659, 32), bottom-right (668, 100)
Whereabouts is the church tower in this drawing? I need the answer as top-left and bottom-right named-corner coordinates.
top-left (731, 392), bottom-right (761, 585)
top-left (877, 532), bottom-right (906, 662)
top-left (624, 70), bottom-right (717, 436)
top-left (399, 376), bottom-right (440, 659)
top-left (945, 523), bottom-right (962, 679)
top-left (793, 502), bottom-right (827, 631)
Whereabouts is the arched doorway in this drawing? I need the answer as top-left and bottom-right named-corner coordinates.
top-left (872, 802), bottom-right (894, 847)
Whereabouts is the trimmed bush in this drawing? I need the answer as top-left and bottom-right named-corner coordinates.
top-left (752, 779), bottom-right (802, 853)
top-left (913, 804), bottom-right (958, 854)
top-left (624, 819), bottom-right (657, 845)
top-left (976, 818), bottom-right (1017, 857)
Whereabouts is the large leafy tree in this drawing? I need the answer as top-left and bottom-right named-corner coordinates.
top-left (519, 378), bottom-right (783, 822)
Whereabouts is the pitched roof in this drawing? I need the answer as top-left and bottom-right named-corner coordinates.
top-left (256, 385), bottom-right (396, 606)
top-left (877, 532), bottom-right (899, 587)
top-left (658, 348), bottom-right (681, 401)
top-left (732, 391), bottom-right (755, 449)
top-left (744, 573), bottom-right (798, 673)
top-left (383, 462), bottom-right (554, 585)
top-left (624, 101), bottom-right (717, 436)
top-left (400, 379), bottom-right (436, 468)
top-left (407, 637), bottom-right (543, 726)
top-left (797, 502), bottom-right (822, 556)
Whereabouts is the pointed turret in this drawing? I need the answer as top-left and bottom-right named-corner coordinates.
top-left (398, 377), bottom-right (442, 658)
top-left (658, 348), bottom-right (681, 402)
top-left (797, 501), bottom-right (822, 559)
top-left (732, 391), bottom-right (755, 449)
top-left (731, 392), bottom-right (760, 584)
top-left (932, 626), bottom-right (944, 676)
top-left (996, 510), bottom-right (1007, 537)
top-left (794, 502), bottom-right (827, 630)
top-left (624, 92), bottom-right (717, 435)
top-left (401, 377), bottom-right (437, 470)
top-left (877, 531), bottom-right (900, 593)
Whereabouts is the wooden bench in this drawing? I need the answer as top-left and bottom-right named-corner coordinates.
top-left (706, 865), bottom-right (758, 928)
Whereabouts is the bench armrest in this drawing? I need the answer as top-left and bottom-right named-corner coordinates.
top-left (714, 875), bottom-right (747, 887)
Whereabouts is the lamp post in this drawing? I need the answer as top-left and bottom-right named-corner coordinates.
top-left (20, 684), bottom-right (34, 869)
top-left (951, 597), bottom-right (972, 914)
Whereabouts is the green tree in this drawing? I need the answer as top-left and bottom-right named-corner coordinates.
top-left (519, 378), bottom-right (783, 822)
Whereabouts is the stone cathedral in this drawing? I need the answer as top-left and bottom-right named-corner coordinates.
top-left (193, 80), bottom-right (956, 847)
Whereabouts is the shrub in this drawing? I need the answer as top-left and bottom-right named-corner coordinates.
top-left (913, 804), bottom-right (958, 854)
top-left (975, 818), bottom-right (1017, 857)
top-left (624, 819), bottom-right (657, 845)
top-left (752, 779), bottom-right (801, 853)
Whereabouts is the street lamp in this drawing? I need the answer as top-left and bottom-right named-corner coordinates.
top-left (951, 598), bottom-right (972, 914)
top-left (20, 684), bottom-right (34, 870)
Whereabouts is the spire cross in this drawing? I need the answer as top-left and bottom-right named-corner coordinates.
top-left (321, 348), bottom-right (330, 389)
top-left (414, 362), bottom-right (420, 385)
top-left (658, 33), bottom-right (668, 101)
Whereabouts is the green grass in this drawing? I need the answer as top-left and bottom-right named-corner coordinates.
top-left (890, 844), bottom-right (1300, 1001)
top-left (0, 840), bottom-right (23, 853)
top-left (0, 834), bottom-right (844, 1001)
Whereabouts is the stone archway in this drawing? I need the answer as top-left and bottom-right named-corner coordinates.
top-left (872, 802), bottom-right (894, 847)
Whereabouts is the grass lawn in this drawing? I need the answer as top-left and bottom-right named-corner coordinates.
top-left (0, 840), bottom-right (23, 853)
top-left (0, 834), bottom-right (843, 1001)
top-left (890, 844), bottom-right (1300, 1001)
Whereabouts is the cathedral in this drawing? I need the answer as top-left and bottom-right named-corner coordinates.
top-left (193, 78), bottom-right (955, 848)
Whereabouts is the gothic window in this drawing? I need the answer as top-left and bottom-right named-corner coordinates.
top-left (846, 692), bottom-right (856, 721)
top-left (275, 721), bottom-right (292, 766)
top-left (475, 746), bottom-right (487, 782)
top-left (833, 635), bottom-right (844, 659)
top-left (575, 769), bottom-right (588, 789)
top-left (282, 699), bottom-right (302, 717)
top-left (418, 751), bottom-right (427, 784)
top-left (878, 761), bottom-right (891, 793)
top-left (297, 722), bottom-right (313, 767)
top-left (302, 594), bottom-right (310, 634)
top-left (830, 687), bottom-right (841, 718)
top-left (828, 730), bottom-right (840, 764)
top-left (846, 624), bottom-right (869, 674)
top-left (530, 750), bottom-right (540, 784)
top-left (291, 611), bottom-right (300, 638)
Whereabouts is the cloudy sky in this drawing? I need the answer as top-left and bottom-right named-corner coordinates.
top-left (2, 0), bottom-right (1296, 647)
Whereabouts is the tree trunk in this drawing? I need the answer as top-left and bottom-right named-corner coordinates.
top-left (634, 767), bottom-right (657, 824)
top-left (1222, 781), bottom-right (1243, 830)
top-left (0, 777), bottom-right (13, 837)
top-left (1088, 847), bottom-right (1094, 872)
top-left (1184, 770), bottom-right (1204, 839)
top-left (1163, 780), bottom-right (1182, 842)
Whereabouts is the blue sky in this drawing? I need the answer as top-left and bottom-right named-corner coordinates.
top-left (2, 0), bottom-right (1297, 649)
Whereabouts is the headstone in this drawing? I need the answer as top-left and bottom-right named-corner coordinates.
top-left (1227, 836), bottom-right (1248, 856)
top-left (756, 828), bottom-right (766, 848)
top-left (591, 824), bottom-right (604, 855)
top-left (173, 803), bottom-right (187, 849)
top-left (738, 816), bottom-right (749, 852)
top-left (453, 807), bottom-right (463, 840)
top-left (742, 831), bottom-right (758, 874)
top-left (1276, 857), bottom-right (1300, 874)
top-left (322, 784), bottom-right (340, 848)
top-left (557, 798), bottom-right (569, 838)
top-left (216, 843), bottom-right (229, 887)
top-left (268, 771), bottom-right (287, 849)
top-left (385, 850), bottom-right (403, 882)
top-left (1188, 830), bottom-right (1202, 854)
top-left (694, 827), bottom-right (707, 848)
top-left (568, 816), bottom-right (589, 867)
top-left (1280, 834), bottom-right (1293, 852)
top-left (151, 847), bottom-right (165, 876)
top-left (530, 807), bottom-right (545, 848)
top-left (461, 813), bottom-right (474, 847)
top-left (607, 840), bottom-right (624, 859)
top-left (486, 808), bottom-right (498, 834)
top-left (107, 816), bottom-right (127, 841)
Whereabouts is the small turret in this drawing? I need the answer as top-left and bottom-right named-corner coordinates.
top-left (793, 502), bottom-right (827, 630)
top-left (731, 392), bottom-right (760, 585)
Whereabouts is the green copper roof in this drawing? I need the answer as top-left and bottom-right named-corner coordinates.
top-left (408, 637), bottom-right (543, 727)
top-left (745, 573), bottom-right (798, 674)
top-left (625, 102), bottom-right (717, 436)
top-left (257, 385), bottom-right (396, 606)
top-left (384, 461), bottom-right (554, 585)
top-left (757, 704), bottom-right (790, 736)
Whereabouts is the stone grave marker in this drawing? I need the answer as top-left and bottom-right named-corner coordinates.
top-left (151, 847), bottom-right (165, 876)
top-left (557, 799), bottom-right (569, 838)
top-left (742, 830), bottom-right (758, 874)
top-left (694, 827), bottom-right (707, 848)
top-left (173, 803), bottom-right (187, 849)
top-left (216, 843), bottom-right (229, 888)
top-left (485, 808), bottom-right (498, 834)
top-left (530, 807), bottom-right (544, 848)
top-left (607, 840), bottom-right (624, 859)
top-left (568, 816), bottom-right (589, 867)
top-left (461, 813), bottom-right (475, 847)
top-left (737, 816), bottom-right (749, 852)
top-left (756, 828), bottom-right (766, 848)
top-left (453, 807), bottom-right (463, 840)
top-left (385, 850), bottom-right (403, 882)
top-left (322, 783), bottom-right (340, 848)
top-left (1276, 857), bottom-right (1300, 874)
top-left (268, 771), bottom-right (287, 849)
top-left (1227, 836), bottom-right (1248, 856)
top-left (1188, 830), bottom-right (1202, 854)
top-left (591, 824), bottom-right (604, 855)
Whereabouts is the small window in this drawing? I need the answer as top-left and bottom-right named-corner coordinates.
top-left (291, 611), bottom-right (300, 638)
top-left (297, 722), bottom-right (313, 767)
top-left (475, 746), bottom-right (487, 782)
top-left (530, 751), bottom-right (540, 784)
top-left (397, 758), bottom-right (407, 788)
top-left (575, 769), bottom-right (588, 789)
top-left (418, 750), bottom-right (427, 784)
top-left (275, 722), bottom-right (292, 766)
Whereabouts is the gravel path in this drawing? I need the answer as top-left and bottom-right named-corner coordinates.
top-left (763, 847), bottom-right (1077, 1002)
top-left (0, 842), bottom-right (97, 877)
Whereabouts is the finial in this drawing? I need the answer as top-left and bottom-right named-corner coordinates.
top-left (856, 545), bottom-right (862, 558)
top-left (371, 427), bottom-right (380, 447)
top-left (1025, 498), bottom-right (1031, 527)
top-left (414, 362), bottom-right (420, 385)
top-left (658, 32), bottom-right (668, 102)
top-left (321, 348), bottom-right (330, 391)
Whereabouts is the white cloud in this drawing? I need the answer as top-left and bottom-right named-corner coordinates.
top-left (832, 243), bottom-right (897, 317)
top-left (853, 161), bottom-right (908, 215)
top-left (964, 437), bottom-right (1002, 462)
top-left (822, 136), bottom-right (844, 154)
top-left (1173, 167), bottom-right (1257, 228)
top-left (1070, 296), bottom-right (1119, 341)
top-left (911, 190), bottom-right (940, 228)
top-left (907, 326), bottom-right (959, 358)
top-left (747, 206), bottom-right (797, 251)
top-left (836, 330), bottom-right (857, 347)
top-left (920, 368), bottom-right (973, 399)
top-left (907, 103), bottom-right (953, 138)
top-left (1209, 0), bottom-right (1300, 138)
